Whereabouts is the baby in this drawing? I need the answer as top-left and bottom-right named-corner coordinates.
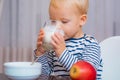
top-left (35, 0), bottom-right (103, 80)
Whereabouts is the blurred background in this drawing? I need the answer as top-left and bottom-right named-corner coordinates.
top-left (0, 0), bottom-right (120, 73)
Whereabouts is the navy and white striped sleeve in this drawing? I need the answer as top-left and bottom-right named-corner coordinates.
top-left (82, 42), bottom-right (101, 69)
top-left (58, 48), bottom-right (78, 71)
top-left (34, 53), bottom-right (51, 75)
top-left (58, 42), bottom-right (100, 71)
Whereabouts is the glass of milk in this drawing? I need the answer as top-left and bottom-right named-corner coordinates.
top-left (42, 20), bottom-right (64, 51)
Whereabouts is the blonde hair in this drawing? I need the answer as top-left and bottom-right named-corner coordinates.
top-left (50, 0), bottom-right (89, 15)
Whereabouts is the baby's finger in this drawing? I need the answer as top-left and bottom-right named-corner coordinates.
top-left (51, 39), bottom-right (57, 49)
top-left (39, 29), bottom-right (44, 34)
top-left (37, 35), bottom-right (44, 42)
top-left (37, 42), bottom-right (42, 45)
top-left (37, 42), bottom-right (42, 48)
top-left (37, 29), bottom-right (44, 39)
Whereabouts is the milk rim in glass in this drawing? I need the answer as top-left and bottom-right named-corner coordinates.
top-left (42, 20), bottom-right (64, 51)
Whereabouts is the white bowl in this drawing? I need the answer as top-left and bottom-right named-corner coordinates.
top-left (4, 62), bottom-right (42, 80)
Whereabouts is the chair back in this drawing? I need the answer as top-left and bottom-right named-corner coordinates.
top-left (100, 36), bottom-right (120, 80)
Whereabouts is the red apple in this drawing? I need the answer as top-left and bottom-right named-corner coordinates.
top-left (70, 61), bottom-right (96, 80)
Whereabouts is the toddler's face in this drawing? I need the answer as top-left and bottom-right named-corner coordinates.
top-left (49, 1), bottom-right (85, 40)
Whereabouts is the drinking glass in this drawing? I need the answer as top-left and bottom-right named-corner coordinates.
top-left (42, 20), bottom-right (64, 51)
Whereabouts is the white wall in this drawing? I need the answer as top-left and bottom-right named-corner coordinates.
top-left (83, 0), bottom-right (116, 42)
top-left (114, 0), bottom-right (120, 36)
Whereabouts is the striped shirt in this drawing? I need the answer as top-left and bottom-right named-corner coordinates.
top-left (35, 34), bottom-right (103, 80)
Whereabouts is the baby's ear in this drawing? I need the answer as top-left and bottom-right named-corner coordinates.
top-left (79, 14), bottom-right (87, 26)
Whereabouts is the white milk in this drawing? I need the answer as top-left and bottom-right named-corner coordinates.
top-left (42, 25), bottom-right (64, 51)
top-left (44, 25), bottom-right (56, 43)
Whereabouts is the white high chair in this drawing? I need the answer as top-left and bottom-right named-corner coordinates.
top-left (100, 36), bottom-right (120, 80)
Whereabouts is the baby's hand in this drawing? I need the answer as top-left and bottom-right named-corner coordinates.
top-left (36, 29), bottom-right (45, 56)
top-left (51, 32), bottom-right (66, 57)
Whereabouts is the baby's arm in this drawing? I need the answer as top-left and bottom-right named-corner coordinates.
top-left (81, 43), bottom-right (101, 69)
top-left (34, 52), bottom-right (50, 75)
top-left (35, 51), bottom-right (54, 75)
top-left (34, 29), bottom-right (53, 75)
top-left (58, 42), bottom-right (100, 71)
top-left (35, 29), bottom-right (45, 56)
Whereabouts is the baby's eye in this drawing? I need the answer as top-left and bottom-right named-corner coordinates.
top-left (62, 20), bottom-right (69, 24)
top-left (51, 20), bottom-right (56, 24)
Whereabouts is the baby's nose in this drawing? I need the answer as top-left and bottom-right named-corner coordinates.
top-left (56, 21), bottom-right (62, 29)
